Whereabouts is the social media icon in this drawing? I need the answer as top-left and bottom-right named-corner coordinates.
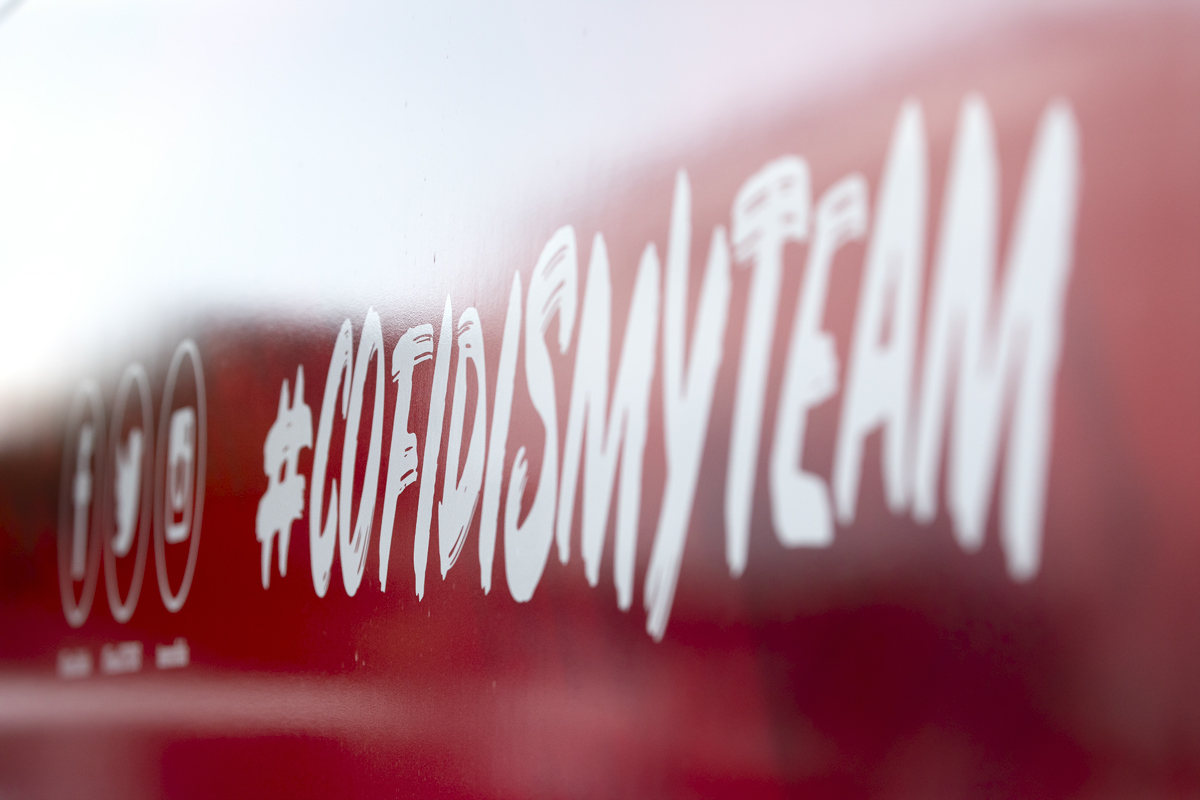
top-left (105, 363), bottom-right (153, 624)
top-left (154, 340), bottom-right (207, 614)
top-left (112, 427), bottom-right (143, 558)
top-left (70, 423), bottom-right (96, 581)
top-left (58, 381), bottom-right (104, 628)
top-left (165, 407), bottom-right (196, 545)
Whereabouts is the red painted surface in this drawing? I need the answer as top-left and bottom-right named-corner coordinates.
top-left (1, 5), bottom-right (1199, 799)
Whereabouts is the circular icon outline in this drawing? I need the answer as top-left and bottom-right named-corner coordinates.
top-left (103, 363), bottom-right (153, 623)
top-left (57, 380), bottom-right (105, 628)
top-left (153, 339), bottom-right (206, 613)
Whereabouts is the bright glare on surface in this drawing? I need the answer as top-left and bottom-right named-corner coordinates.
top-left (0, 0), bottom-right (1083, 435)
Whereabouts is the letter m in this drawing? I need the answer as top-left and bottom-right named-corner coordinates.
top-left (557, 233), bottom-right (660, 610)
top-left (912, 95), bottom-right (1080, 580)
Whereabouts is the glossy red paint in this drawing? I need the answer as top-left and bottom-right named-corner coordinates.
top-left (1, 5), bottom-right (1199, 799)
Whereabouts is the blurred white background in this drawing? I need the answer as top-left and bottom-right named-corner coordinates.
top-left (0, 0), bottom-right (1088, 438)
